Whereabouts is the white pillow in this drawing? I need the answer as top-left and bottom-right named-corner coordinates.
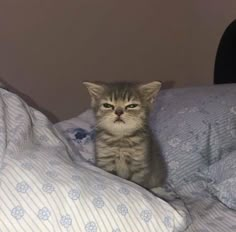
top-left (0, 89), bottom-right (188, 232)
top-left (55, 109), bottom-right (96, 163)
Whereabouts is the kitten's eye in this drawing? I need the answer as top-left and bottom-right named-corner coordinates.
top-left (126, 104), bottom-right (139, 109)
top-left (102, 103), bottom-right (114, 109)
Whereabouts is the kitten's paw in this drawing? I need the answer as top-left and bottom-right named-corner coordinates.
top-left (150, 186), bottom-right (179, 201)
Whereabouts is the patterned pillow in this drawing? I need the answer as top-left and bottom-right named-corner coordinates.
top-left (151, 84), bottom-right (236, 187)
top-left (55, 110), bottom-right (96, 163)
top-left (197, 151), bottom-right (236, 210)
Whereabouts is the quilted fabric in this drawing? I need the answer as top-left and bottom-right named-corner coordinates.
top-left (0, 89), bottom-right (188, 232)
top-left (197, 150), bottom-right (236, 210)
top-left (151, 84), bottom-right (236, 187)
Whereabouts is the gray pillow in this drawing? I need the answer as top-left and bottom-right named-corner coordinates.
top-left (198, 151), bottom-right (236, 210)
top-left (151, 84), bottom-right (236, 187)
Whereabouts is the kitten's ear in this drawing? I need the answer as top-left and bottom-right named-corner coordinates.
top-left (138, 81), bottom-right (162, 103)
top-left (83, 82), bottom-right (105, 105)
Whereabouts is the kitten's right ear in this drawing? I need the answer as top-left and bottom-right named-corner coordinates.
top-left (138, 81), bottom-right (162, 104)
top-left (83, 82), bottom-right (105, 105)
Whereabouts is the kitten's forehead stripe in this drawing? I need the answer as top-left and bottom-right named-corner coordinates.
top-left (103, 82), bottom-right (140, 103)
top-left (127, 92), bottom-right (132, 102)
top-left (115, 90), bottom-right (119, 101)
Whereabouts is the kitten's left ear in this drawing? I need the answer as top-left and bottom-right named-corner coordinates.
top-left (138, 81), bottom-right (162, 103)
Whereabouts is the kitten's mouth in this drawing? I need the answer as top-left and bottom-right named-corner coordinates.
top-left (114, 117), bottom-right (125, 123)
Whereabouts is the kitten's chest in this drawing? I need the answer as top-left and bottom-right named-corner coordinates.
top-left (116, 146), bottom-right (135, 162)
top-left (96, 136), bottom-right (148, 178)
top-left (113, 146), bottom-right (146, 179)
top-left (97, 136), bottom-right (146, 160)
top-left (115, 147), bottom-right (134, 179)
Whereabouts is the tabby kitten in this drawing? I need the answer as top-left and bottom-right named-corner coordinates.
top-left (84, 81), bottom-right (166, 189)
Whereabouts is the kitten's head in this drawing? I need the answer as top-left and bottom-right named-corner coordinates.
top-left (84, 81), bottom-right (161, 136)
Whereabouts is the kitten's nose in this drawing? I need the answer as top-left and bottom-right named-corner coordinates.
top-left (115, 108), bottom-right (124, 116)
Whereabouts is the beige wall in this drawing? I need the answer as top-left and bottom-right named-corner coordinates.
top-left (0, 1), bottom-right (235, 121)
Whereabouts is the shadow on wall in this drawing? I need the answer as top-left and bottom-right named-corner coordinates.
top-left (161, 81), bottom-right (175, 89)
top-left (0, 77), bottom-right (59, 123)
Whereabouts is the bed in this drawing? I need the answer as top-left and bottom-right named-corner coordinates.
top-left (2, 84), bottom-right (236, 231)
top-left (55, 84), bottom-right (236, 232)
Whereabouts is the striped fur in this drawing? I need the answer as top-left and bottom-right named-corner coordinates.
top-left (84, 81), bottom-right (166, 189)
